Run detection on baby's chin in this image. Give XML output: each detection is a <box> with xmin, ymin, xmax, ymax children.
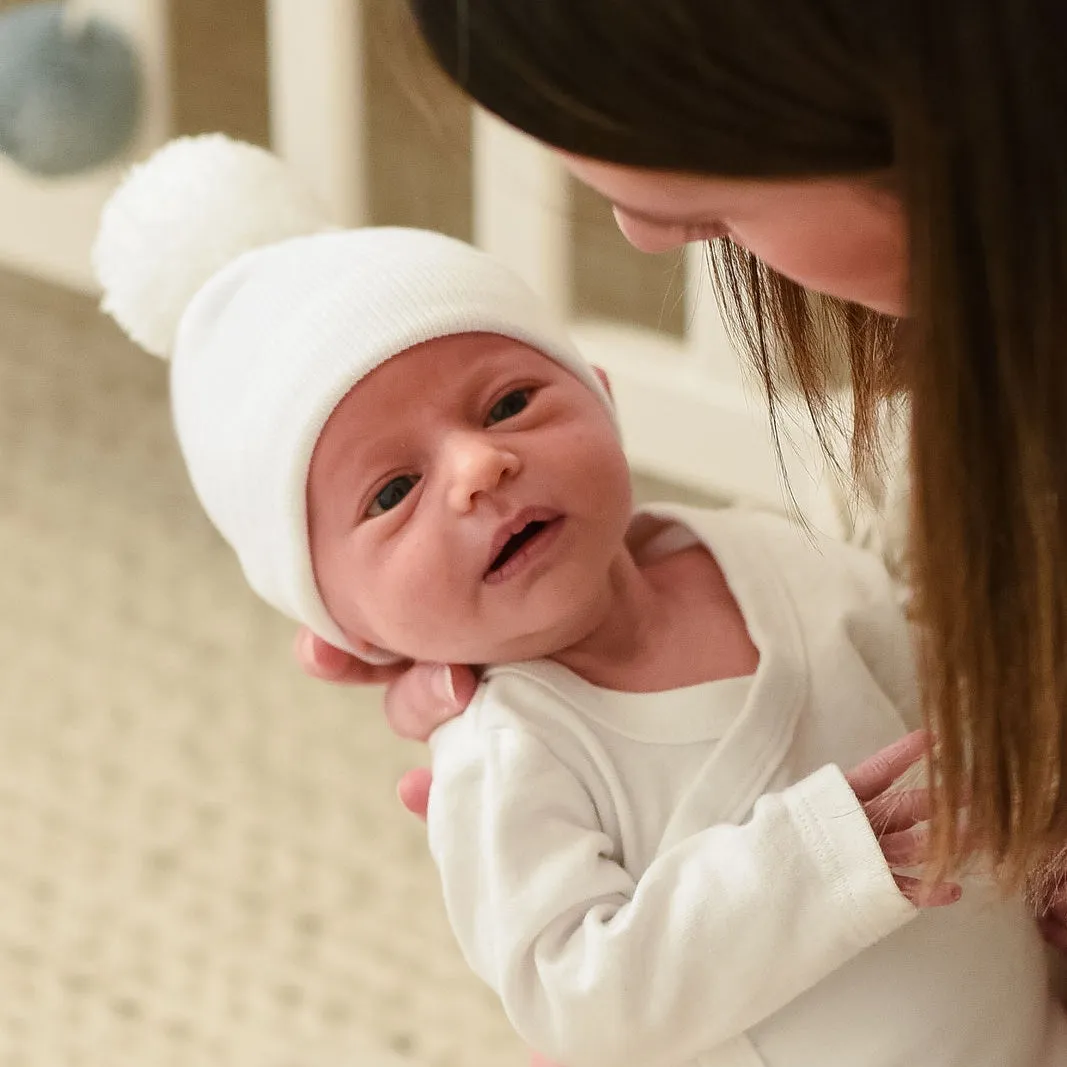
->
<box><xmin>390</xmin><ymin>619</ymin><xmax>600</xmax><ymax>669</ymax></box>
<box><xmin>389</xmin><ymin>637</ymin><xmax>560</xmax><ymax>669</ymax></box>
<box><xmin>330</xmin><ymin>624</ymin><xmax>524</xmax><ymax>667</ymax></box>
<box><xmin>336</xmin><ymin>632</ymin><xmax>534</xmax><ymax>669</ymax></box>
<box><xmin>350</xmin><ymin>587</ymin><xmax>611</xmax><ymax>666</ymax></box>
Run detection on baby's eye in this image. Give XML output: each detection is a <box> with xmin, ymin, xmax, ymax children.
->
<box><xmin>487</xmin><ymin>389</ymin><xmax>530</xmax><ymax>425</ymax></box>
<box><xmin>367</xmin><ymin>475</ymin><xmax>419</xmax><ymax>518</ymax></box>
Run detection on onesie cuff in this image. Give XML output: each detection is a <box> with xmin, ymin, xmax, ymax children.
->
<box><xmin>783</xmin><ymin>763</ymin><xmax>918</xmax><ymax>949</ymax></box>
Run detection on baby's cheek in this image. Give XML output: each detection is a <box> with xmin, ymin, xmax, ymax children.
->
<box><xmin>370</xmin><ymin>549</ymin><xmax>461</xmax><ymax>656</ymax></box>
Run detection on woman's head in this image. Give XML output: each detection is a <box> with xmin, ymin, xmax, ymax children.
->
<box><xmin>409</xmin><ymin>0</ymin><xmax>902</xmax><ymax>370</ymax></box>
<box><xmin>408</xmin><ymin>0</ymin><xmax>1067</xmax><ymax>882</ymax></box>
<box><xmin>412</xmin><ymin>1</ymin><xmax>891</xmax><ymax>176</ymax></box>
<box><xmin>559</xmin><ymin>155</ymin><xmax>907</xmax><ymax>316</ymax></box>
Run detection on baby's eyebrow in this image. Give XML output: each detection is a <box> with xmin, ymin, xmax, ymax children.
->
<box><xmin>317</xmin><ymin>435</ymin><xmax>382</xmax><ymax>502</ymax></box>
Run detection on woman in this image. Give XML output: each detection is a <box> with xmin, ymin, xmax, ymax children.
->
<box><xmin>300</xmin><ymin>0</ymin><xmax>1067</xmax><ymax>926</ymax></box>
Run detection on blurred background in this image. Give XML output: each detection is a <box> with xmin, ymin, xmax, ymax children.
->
<box><xmin>0</xmin><ymin>3</ymin><xmax>840</xmax><ymax>1066</ymax></box>
<box><xmin>0</xmin><ymin>4</ymin><xmax>700</xmax><ymax>1066</ymax></box>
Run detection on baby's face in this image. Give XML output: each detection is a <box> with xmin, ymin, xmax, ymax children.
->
<box><xmin>306</xmin><ymin>333</ymin><xmax>632</xmax><ymax>664</ymax></box>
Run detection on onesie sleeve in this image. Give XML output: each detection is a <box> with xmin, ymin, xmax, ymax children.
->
<box><xmin>427</xmin><ymin>711</ymin><xmax>916</xmax><ymax>1067</ymax></box>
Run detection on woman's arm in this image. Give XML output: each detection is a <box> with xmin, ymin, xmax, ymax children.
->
<box><xmin>427</xmin><ymin>721</ymin><xmax>932</xmax><ymax>1067</ymax></box>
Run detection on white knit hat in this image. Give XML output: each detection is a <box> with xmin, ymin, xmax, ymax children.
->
<box><xmin>93</xmin><ymin>135</ymin><xmax>613</xmax><ymax>661</ymax></box>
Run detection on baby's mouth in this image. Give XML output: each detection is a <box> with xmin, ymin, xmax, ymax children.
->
<box><xmin>484</xmin><ymin>508</ymin><xmax>564</xmax><ymax>579</ymax></box>
<box><xmin>488</xmin><ymin>521</ymin><xmax>549</xmax><ymax>574</ymax></box>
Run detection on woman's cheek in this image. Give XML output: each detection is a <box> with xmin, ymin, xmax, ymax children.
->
<box><xmin>730</xmin><ymin>224</ymin><xmax>863</xmax><ymax>299</ymax></box>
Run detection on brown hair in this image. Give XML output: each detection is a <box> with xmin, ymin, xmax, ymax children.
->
<box><xmin>409</xmin><ymin>0</ymin><xmax>1067</xmax><ymax>883</ymax></box>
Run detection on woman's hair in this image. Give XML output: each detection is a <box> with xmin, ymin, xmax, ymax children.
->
<box><xmin>410</xmin><ymin>0</ymin><xmax>1067</xmax><ymax>884</ymax></box>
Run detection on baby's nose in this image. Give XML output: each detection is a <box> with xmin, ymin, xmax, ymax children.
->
<box><xmin>446</xmin><ymin>435</ymin><xmax>521</xmax><ymax>513</ymax></box>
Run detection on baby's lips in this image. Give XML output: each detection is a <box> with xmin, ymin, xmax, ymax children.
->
<box><xmin>484</xmin><ymin>505</ymin><xmax>562</xmax><ymax>576</ymax></box>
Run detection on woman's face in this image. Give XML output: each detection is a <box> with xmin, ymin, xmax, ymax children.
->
<box><xmin>559</xmin><ymin>154</ymin><xmax>908</xmax><ymax>317</ymax></box>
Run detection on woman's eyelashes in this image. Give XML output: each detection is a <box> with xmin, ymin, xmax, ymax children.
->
<box><xmin>486</xmin><ymin>388</ymin><xmax>531</xmax><ymax>425</ymax></box>
<box><xmin>366</xmin><ymin>474</ymin><xmax>420</xmax><ymax>518</ymax></box>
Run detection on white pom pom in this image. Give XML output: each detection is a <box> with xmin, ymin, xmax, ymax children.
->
<box><xmin>93</xmin><ymin>134</ymin><xmax>331</xmax><ymax>358</ymax></box>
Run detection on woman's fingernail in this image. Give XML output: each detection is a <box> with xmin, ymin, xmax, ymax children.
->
<box><xmin>433</xmin><ymin>665</ymin><xmax>458</xmax><ymax>706</ymax></box>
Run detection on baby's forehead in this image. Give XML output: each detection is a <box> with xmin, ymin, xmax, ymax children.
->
<box><xmin>313</xmin><ymin>332</ymin><xmax>561</xmax><ymax>464</ymax></box>
<box><xmin>395</xmin><ymin>331</ymin><xmax>556</xmax><ymax>370</ymax></box>
<box><xmin>351</xmin><ymin>332</ymin><xmax>559</xmax><ymax>397</ymax></box>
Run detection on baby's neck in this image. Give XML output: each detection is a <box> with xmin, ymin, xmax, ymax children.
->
<box><xmin>550</xmin><ymin>529</ymin><xmax>759</xmax><ymax>693</ymax></box>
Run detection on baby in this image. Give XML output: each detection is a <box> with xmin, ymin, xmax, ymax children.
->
<box><xmin>95</xmin><ymin>135</ymin><xmax>1067</xmax><ymax>1067</ymax></box>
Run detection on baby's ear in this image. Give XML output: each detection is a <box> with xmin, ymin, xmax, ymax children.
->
<box><xmin>593</xmin><ymin>365</ymin><xmax>613</xmax><ymax>399</ymax></box>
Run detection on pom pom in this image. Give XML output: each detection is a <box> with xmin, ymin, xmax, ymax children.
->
<box><xmin>93</xmin><ymin>134</ymin><xmax>330</xmax><ymax>358</ymax></box>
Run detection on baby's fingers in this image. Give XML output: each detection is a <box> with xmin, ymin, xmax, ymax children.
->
<box><xmin>1039</xmin><ymin>914</ymin><xmax>1067</xmax><ymax>954</ymax></box>
<box><xmin>846</xmin><ymin>730</ymin><xmax>930</xmax><ymax>803</ymax></box>
<box><xmin>864</xmin><ymin>788</ymin><xmax>931</xmax><ymax>836</ymax></box>
<box><xmin>893</xmin><ymin>874</ymin><xmax>961</xmax><ymax>908</ymax></box>
<box><xmin>879</xmin><ymin>824</ymin><xmax>930</xmax><ymax>867</ymax></box>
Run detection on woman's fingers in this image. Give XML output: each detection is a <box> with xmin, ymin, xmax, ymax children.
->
<box><xmin>893</xmin><ymin>874</ymin><xmax>961</xmax><ymax>908</ymax></box>
<box><xmin>294</xmin><ymin>628</ymin><xmax>407</xmax><ymax>686</ymax></box>
<box><xmin>292</xmin><ymin>630</ymin><xmax>480</xmax><ymax>816</ymax></box>
<box><xmin>383</xmin><ymin>662</ymin><xmax>479</xmax><ymax>741</ymax></box>
<box><xmin>397</xmin><ymin>767</ymin><xmax>433</xmax><ymax>821</ymax></box>
<box><xmin>294</xmin><ymin>630</ymin><xmax>479</xmax><ymax>741</ymax></box>
<box><xmin>845</xmin><ymin>730</ymin><xmax>930</xmax><ymax>802</ymax></box>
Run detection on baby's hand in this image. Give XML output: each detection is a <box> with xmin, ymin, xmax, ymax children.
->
<box><xmin>294</xmin><ymin>628</ymin><xmax>478</xmax><ymax>819</ymax></box>
<box><xmin>845</xmin><ymin>730</ymin><xmax>962</xmax><ymax>908</ymax></box>
<box><xmin>1034</xmin><ymin>859</ymin><xmax>1067</xmax><ymax>953</ymax></box>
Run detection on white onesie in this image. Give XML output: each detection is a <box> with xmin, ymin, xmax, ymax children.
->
<box><xmin>428</xmin><ymin>504</ymin><xmax>1067</xmax><ymax>1067</ymax></box>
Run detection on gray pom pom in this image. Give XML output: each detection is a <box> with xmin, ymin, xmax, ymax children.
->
<box><xmin>0</xmin><ymin>2</ymin><xmax>141</xmax><ymax>177</ymax></box>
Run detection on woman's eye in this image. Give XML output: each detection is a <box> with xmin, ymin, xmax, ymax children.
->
<box><xmin>367</xmin><ymin>475</ymin><xmax>419</xmax><ymax>518</ymax></box>
<box><xmin>487</xmin><ymin>389</ymin><xmax>530</xmax><ymax>425</ymax></box>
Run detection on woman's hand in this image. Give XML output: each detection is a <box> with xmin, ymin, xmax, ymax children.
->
<box><xmin>845</xmin><ymin>730</ymin><xmax>961</xmax><ymax>908</ymax></box>
<box><xmin>295</xmin><ymin>628</ymin><xmax>478</xmax><ymax>817</ymax></box>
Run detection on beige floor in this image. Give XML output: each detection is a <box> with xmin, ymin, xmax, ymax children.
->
<box><xmin>0</xmin><ymin>5</ymin><xmax>712</xmax><ymax>1064</ymax></box>
<box><xmin>0</xmin><ymin>265</ymin><xmax>712</xmax><ymax>1067</ymax></box>
<box><xmin>0</xmin><ymin>266</ymin><xmax>512</xmax><ymax>1067</ymax></box>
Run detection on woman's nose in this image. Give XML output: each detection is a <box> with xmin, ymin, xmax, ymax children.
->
<box><xmin>445</xmin><ymin>434</ymin><xmax>521</xmax><ymax>513</ymax></box>
<box><xmin>612</xmin><ymin>207</ymin><xmax>689</xmax><ymax>254</ymax></box>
